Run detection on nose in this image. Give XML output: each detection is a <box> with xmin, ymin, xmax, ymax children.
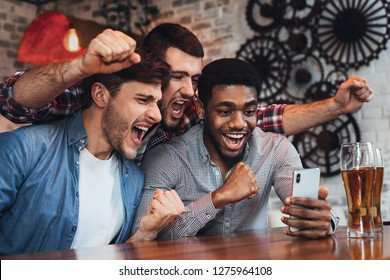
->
<box><xmin>180</xmin><ymin>77</ymin><xmax>195</xmax><ymax>98</ymax></box>
<box><xmin>146</xmin><ymin>103</ymin><xmax>162</xmax><ymax>124</ymax></box>
<box><xmin>228</xmin><ymin>112</ymin><xmax>247</xmax><ymax>130</ymax></box>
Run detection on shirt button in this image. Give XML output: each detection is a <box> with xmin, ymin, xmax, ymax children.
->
<box><xmin>206</xmin><ymin>214</ymin><xmax>211</xmax><ymax>219</ymax></box>
<box><xmin>72</xmin><ymin>226</ymin><xmax>77</xmax><ymax>232</ymax></box>
<box><xmin>70</xmin><ymin>138</ymin><xmax>75</xmax><ymax>142</ymax></box>
<box><xmin>76</xmin><ymin>161</ymin><xmax>80</xmax><ymax>165</ymax></box>
<box><xmin>215</xmin><ymin>171</ymin><xmax>220</xmax><ymax>176</ymax></box>
<box><xmin>76</xmin><ymin>192</ymin><xmax>79</xmax><ymax>197</ymax></box>
<box><xmin>225</xmin><ymin>222</ymin><xmax>230</xmax><ymax>226</ymax></box>
<box><xmin>80</xmin><ymin>139</ymin><xmax>85</xmax><ymax>144</ymax></box>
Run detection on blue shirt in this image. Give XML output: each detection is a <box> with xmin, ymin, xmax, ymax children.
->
<box><xmin>0</xmin><ymin>112</ymin><xmax>144</xmax><ymax>255</ymax></box>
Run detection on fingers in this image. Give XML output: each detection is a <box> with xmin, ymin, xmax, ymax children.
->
<box><xmin>89</xmin><ymin>29</ymin><xmax>138</xmax><ymax>63</ymax></box>
<box><xmin>150</xmin><ymin>189</ymin><xmax>184</xmax><ymax>215</ymax></box>
<box><xmin>318</xmin><ymin>186</ymin><xmax>329</xmax><ymax>200</ymax></box>
<box><xmin>280</xmin><ymin>196</ymin><xmax>333</xmax><ymax>238</ymax></box>
<box><xmin>342</xmin><ymin>76</ymin><xmax>374</xmax><ymax>102</ymax></box>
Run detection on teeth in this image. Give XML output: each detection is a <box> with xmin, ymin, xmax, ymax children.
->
<box><xmin>135</xmin><ymin>126</ymin><xmax>149</xmax><ymax>132</ymax></box>
<box><xmin>176</xmin><ymin>101</ymin><xmax>184</xmax><ymax>105</ymax></box>
<box><xmin>226</xmin><ymin>134</ymin><xmax>244</xmax><ymax>139</ymax></box>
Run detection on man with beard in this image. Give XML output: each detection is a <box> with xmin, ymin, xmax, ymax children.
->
<box><xmin>0</xmin><ymin>50</ymin><xmax>184</xmax><ymax>255</ymax></box>
<box><xmin>132</xmin><ymin>58</ymin><xmax>338</xmax><ymax>239</ymax></box>
<box><xmin>0</xmin><ymin>25</ymin><xmax>373</xmax><ymax>164</ymax></box>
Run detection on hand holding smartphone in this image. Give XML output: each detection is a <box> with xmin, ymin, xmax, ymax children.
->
<box><xmin>289</xmin><ymin>168</ymin><xmax>320</xmax><ymax>232</ymax></box>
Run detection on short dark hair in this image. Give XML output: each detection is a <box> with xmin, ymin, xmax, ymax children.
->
<box><xmin>143</xmin><ymin>23</ymin><xmax>204</xmax><ymax>60</ymax></box>
<box><xmin>197</xmin><ymin>58</ymin><xmax>261</xmax><ymax>106</ymax></box>
<box><xmin>82</xmin><ymin>48</ymin><xmax>170</xmax><ymax>108</ymax></box>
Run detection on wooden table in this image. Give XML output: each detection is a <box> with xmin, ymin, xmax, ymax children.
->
<box><xmin>2</xmin><ymin>226</ymin><xmax>389</xmax><ymax>260</ymax></box>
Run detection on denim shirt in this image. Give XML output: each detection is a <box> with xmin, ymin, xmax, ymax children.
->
<box><xmin>0</xmin><ymin>112</ymin><xmax>144</xmax><ymax>255</ymax></box>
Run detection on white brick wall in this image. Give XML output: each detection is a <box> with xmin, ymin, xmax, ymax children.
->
<box><xmin>1</xmin><ymin>0</ymin><xmax>389</xmax><ymax>226</ymax></box>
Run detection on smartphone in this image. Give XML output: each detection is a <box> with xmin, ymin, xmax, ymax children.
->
<box><xmin>289</xmin><ymin>168</ymin><xmax>321</xmax><ymax>232</ymax></box>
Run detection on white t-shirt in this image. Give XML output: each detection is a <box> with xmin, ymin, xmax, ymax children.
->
<box><xmin>71</xmin><ymin>148</ymin><xmax>123</xmax><ymax>249</ymax></box>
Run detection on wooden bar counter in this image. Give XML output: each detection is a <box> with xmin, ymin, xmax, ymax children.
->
<box><xmin>2</xmin><ymin>226</ymin><xmax>389</xmax><ymax>260</ymax></box>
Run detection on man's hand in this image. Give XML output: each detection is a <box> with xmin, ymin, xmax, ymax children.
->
<box><xmin>211</xmin><ymin>162</ymin><xmax>259</xmax><ymax>209</ymax></box>
<box><xmin>78</xmin><ymin>29</ymin><xmax>141</xmax><ymax>76</ymax></box>
<box><xmin>128</xmin><ymin>189</ymin><xmax>184</xmax><ymax>242</ymax></box>
<box><xmin>334</xmin><ymin>76</ymin><xmax>373</xmax><ymax>114</ymax></box>
<box><xmin>280</xmin><ymin>187</ymin><xmax>333</xmax><ymax>239</ymax></box>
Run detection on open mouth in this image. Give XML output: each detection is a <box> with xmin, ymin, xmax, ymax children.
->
<box><xmin>131</xmin><ymin>125</ymin><xmax>149</xmax><ymax>145</ymax></box>
<box><xmin>222</xmin><ymin>133</ymin><xmax>246</xmax><ymax>151</ymax></box>
<box><xmin>171</xmin><ymin>100</ymin><xmax>188</xmax><ymax>119</ymax></box>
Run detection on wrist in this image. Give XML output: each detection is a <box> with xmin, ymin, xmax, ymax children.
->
<box><xmin>211</xmin><ymin>190</ymin><xmax>227</xmax><ymax>209</ymax></box>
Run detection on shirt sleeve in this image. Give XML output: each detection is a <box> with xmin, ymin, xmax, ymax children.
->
<box><xmin>157</xmin><ymin>193</ymin><xmax>219</xmax><ymax>239</ymax></box>
<box><xmin>0</xmin><ymin>71</ymin><xmax>83</xmax><ymax>123</ymax></box>
<box><xmin>257</xmin><ymin>104</ymin><xmax>286</xmax><ymax>134</ymax></box>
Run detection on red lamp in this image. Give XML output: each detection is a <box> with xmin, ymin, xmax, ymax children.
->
<box><xmin>18</xmin><ymin>11</ymin><xmax>107</xmax><ymax>65</ymax></box>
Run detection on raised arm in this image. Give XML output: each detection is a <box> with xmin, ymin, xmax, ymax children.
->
<box><xmin>282</xmin><ymin>76</ymin><xmax>373</xmax><ymax>136</ymax></box>
<box><xmin>13</xmin><ymin>29</ymin><xmax>140</xmax><ymax>109</ymax></box>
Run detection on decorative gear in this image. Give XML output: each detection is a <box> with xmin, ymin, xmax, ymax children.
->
<box><xmin>282</xmin><ymin>0</ymin><xmax>321</xmax><ymax>27</ymax></box>
<box><xmin>314</xmin><ymin>0</ymin><xmax>390</xmax><ymax>70</ymax></box>
<box><xmin>292</xmin><ymin>113</ymin><xmax>361</xmax><ymax>177</ymax></box>
<box><xmin>285</xmin><ymin>54</ymin><xmax>324</xmax><ymax>102</ymax></box>
<box><xmin>245</xmin><ymin>0</ymin><xmax>286</xmax><ymax>33</ymax></box>
<box><xmin>236</xmin><ymin>36</ymin><xmax>291</xmax><ymax>105</ymax></box>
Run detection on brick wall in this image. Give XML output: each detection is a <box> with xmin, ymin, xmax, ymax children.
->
<box><xmin>1</xmin><ymin>0</ymin><xmax>390</xmax><ymax>226</ymax></box>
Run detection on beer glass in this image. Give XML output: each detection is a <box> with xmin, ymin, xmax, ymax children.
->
<box><xmin>373</xmin><ymin>148</ymin><xmax>384</xmax><ymax>233</ymax></box>
<box><xmin>340</xmin><ymin>142</ymin><xmax>375</xmax><ymax>238</ymax></box>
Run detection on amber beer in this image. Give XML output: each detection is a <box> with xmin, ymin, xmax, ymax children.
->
<box><xmin>373</xmin><ymin>166</ymin><xmax>384</xmax><ymax>232</ymax></box>
<box><xmin>341</xmin><ymin>167</ymin><xmax>375</xmax><ymax>238</ymax></box>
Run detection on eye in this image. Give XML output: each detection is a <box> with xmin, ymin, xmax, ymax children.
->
<box><xmin>218</xmin><ymin>110</ymin><xmax>231</xmax><ymax>117</ymax></box>
<box><xmin>244</xmin><ymin>109</ymin><xmax>256</xmax><ymax>116</ymax></box>
<box><xmin>171</xmin><ymin>74</ymin><xmax>184</xmax><ymax>80</ymax></box>
<box><xmin>191</xmin><ymin>77</ymin><xmax>199</xmax><ymax>85</ymax></box>
<box><xmin>137</xmin><ymin>98</ymin><xmax>149</xmax><ymax>104</ymax></box>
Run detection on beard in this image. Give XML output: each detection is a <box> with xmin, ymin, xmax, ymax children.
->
<box><xmin>102</xmin><ymin>103</ymin><xmax>136</xmax><ymax>160</ymax></box>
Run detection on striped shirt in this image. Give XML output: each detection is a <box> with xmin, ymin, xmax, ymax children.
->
<box><xmin>132</xmin><ymin>123</ymin><xmax>303</xmax><ymax>239</ymax></box>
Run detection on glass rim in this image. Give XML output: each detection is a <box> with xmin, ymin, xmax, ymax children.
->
<box><xmin>341</xmin><ymin>141</ymin><xmax>373</xmax><ymax>147</ymax></box>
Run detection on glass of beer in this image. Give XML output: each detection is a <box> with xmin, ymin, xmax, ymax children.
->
<box><xmin>373</xmin><ymin>148</ymin><xmax>384</xmax><ymax>233</ymax></box>
<box><xmin>340</xmin><ymin>142</ymin><xmax>375</xmax><ymax>238</ymax></box>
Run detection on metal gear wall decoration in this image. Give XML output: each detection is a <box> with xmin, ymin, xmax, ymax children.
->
<box><xmin>276</xmin><ymin>25</ymin><xmax>316</xmax><ymax>61</ymax></box>
<box><xmin>282</xmin><ymin>0</ymin><xmax>321</xmax><ymax>27</ymax></box>
<box><xmin>245</xmin><ymin>0</ymin><xmax>285</xmax><ymax>33</ymax></box>
<box><xmin>284</xmin><ymin>54</ymin><xmax>324</xmax><ymax>102</ymax></box>
<box><xmin>236</xmin><ymin>36</ymin><xmax>291</xmax><ymax>105</ymax></box>
<box><xmin>314</xmin><ymin>0</ymin><xmax>390</xmax><ymax>70</ymax></box>
<box><xmin>291</xmin><ymin>113</ymin><xmax>361</xmax><ymax>177</ymax></box>
<box><xmin>241</xmin><ymin>0</ymin><xmax>388</xmax><ymax>177</ymax></box>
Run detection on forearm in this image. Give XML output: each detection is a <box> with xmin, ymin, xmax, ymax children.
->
<box><xmin>13</xmin><ymin>58</ymin><xmax>86</xmax><ymax>108</ymax></box>
<box><xmin>282</xmin><ymin>97</ymin><xmax>344</xmax><ymax>136</ymax></box>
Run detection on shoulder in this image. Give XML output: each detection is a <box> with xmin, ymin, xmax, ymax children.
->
<box><xmin>250</xmin><ymin>128</ymin><xmax>297</xmax><ymax>154</ymax></box>
<box><xmin>142</xmin><ymin>124</ymin><xmax>202</xmax><ymax>169</ymax></box>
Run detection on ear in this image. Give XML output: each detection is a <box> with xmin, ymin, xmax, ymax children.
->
<box><xmin>195</xmin><ymin>98</ymin><xmax>205</xmax><ymax>120</ymax></box>
<box><xmin>90</xmin><ymin>83</ymin><xmax>110</xmax><ymax>109</ymax></box>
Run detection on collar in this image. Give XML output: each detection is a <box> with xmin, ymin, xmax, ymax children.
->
<box><xmin>66</xmin><ymin>111</ymin><xmax>88</xmax><ymax>149</ymax></box>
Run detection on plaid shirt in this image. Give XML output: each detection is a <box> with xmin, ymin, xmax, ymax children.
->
<box><xmin>1</xmin><ymin>71</ymin><xmax>286</xmax><ymax>147</ymax></box>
